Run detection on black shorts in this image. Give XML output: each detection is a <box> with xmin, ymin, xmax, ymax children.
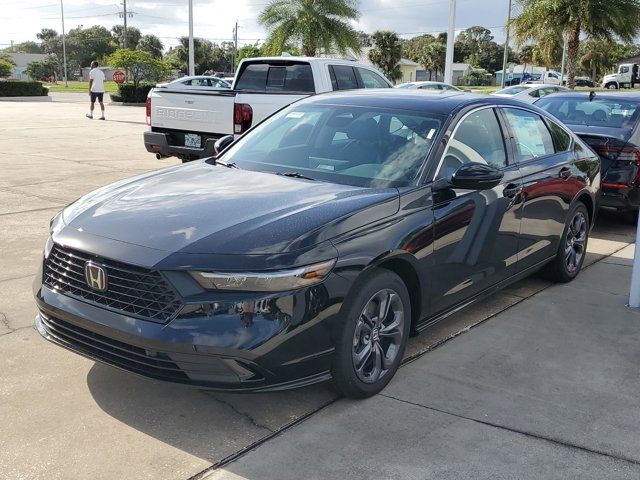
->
<box><xmin>90</xmin><ymin>92</ymin><xmax>104</xmax><ymax>102</ymax></box>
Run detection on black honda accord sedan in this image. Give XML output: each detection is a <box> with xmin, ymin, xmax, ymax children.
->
<box><xmin>34</xmin><ymin>90</ymin><xmax>600</xmax><ymax>398</ymax></box>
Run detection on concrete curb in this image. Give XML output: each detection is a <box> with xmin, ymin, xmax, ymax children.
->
<box><xmin>0</xmin><ymin>96</ymin><xmax>52</xmax><ymax>102</ymax></box>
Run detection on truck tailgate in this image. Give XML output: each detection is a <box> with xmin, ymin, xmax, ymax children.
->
<box><xmin>237</xmin><ymin>92</ymin><xmax>311</xmax><ymax>126</ymax></box>
<box><xmin>149</xmin><ymin>88</ymin><xmax>236</xmax><ymax>136</ymax></box>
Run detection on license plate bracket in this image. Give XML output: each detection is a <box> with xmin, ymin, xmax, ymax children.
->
<box><xmin>185</xmin><ymin>133</ymin><xmax>201</xmax><ymax>148</ymax></box>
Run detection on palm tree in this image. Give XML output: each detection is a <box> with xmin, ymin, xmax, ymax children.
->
<box><xmin>259</xmin><ymin>0</ymin><xmax>360</xmax><ymax>57</ymax></box>
<box><xmin>511</xmin><ymin>0</ymin><xmax>640</xmax><ymax>89</ymax></box>
<box><xmin>580</xmin><ymin>40</ymin><xmax>611</xmax><ymax>82</ymax></box>
<box><xmin>368</xmin><ymin>30</ymin><xmax>402</xmax><ymax>83</ymax></box>
<box><xmin>518</xmin><ymin>44</ymin><xmax>534</xmax><ymax>79</ymax></box>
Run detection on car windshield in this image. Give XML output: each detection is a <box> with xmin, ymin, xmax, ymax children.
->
<box><xmin>394</xmin><ymin>83</ymin><xmax>413</xmax><ymax>88</ymax></box>
<box><xmin>219</xmin><ymin>104</ymin><xmax>443</xmax><ymax>188</ymax></box>
<box><xmin>495</xmin><ymin>86</ymin><xmax>530</xmax><ymax>95</ymax></box>
<box><xmin>536</xmin><ymin>97</ymin><xmax>640</xmax><ymax>128</ymax></box>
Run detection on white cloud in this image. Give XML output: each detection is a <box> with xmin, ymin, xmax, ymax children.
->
<box><xmin>0</xmin><ymin>0</ymin><xmax>511</xmax><ymax>51</ymax></box>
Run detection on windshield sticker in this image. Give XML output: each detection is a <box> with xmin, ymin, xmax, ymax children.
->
<box><xmin>427</xmin><ymin>129</ymin><xmax>436</xmax><ymax>140</ymax></box>
<box><xmin>286</xmin><ymin>111</ymin><xmax>305</xmax><ymax>119</ymax></box>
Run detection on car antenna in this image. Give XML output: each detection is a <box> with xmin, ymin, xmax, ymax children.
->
<box><xmin>589</xmin><ymin>91</ymin><xmax>596</xmax><ymax>102</ymax></box>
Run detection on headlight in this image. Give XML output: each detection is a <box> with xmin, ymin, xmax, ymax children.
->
<box><xmin>44</xmin><ymin>235</ymin><xmax>54</xmax><ymax>259</ymax></box>
<box><xmin>190</xmin><ymin>259</ymin><xmax>336</xmax><ymax>292</ymax></box>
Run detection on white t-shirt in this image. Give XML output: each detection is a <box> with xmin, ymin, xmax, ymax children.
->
<box><xmin>89</xmin><ymin>68</ymin><xmax>106</xmax><ymax>92</ymax></box>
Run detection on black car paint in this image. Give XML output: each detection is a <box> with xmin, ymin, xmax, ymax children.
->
<box><xmin>35</xmin><ymin>90</ymin><xmax>600</xmax><ymax>391</ymax></box>
<box><xmin>536</xmin><ymin>91</ymin><xmax>640</xmax><ymax>212</ymax></box>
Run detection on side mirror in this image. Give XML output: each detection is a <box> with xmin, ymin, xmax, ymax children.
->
<box><xmin>214</xmin><ymin>135</ymin><xmax>234</xmax><ymax>155</ymax></box>
<box><xmin>450</xmin><ymin>162</ymin><xmax>503</xmax><ymax>190</ymax></box>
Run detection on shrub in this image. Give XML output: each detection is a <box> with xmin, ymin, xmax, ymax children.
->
<box><xmin>115</xmin><ymin>82</ymin><xmax>155</xmax><ymax>103</ymax></box>
<box><xmin>0</xmin><ymin>81</ymin><xmax>47</xmax><ymax>96</ymax></box>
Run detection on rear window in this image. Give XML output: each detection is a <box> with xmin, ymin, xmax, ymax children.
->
<box><xmin>235</xmin><ymin>62</ymin><xmax>315</xmax><ymax>93</ymax></box>
<box><xmin>537</xmin><ymin>97</ymin><xmax>640</xmax><ymax>128</ymax></box>
<box><xmin>495</xmin><ymin>86</ymin><xmax>530</xmax><ymax>95</ymax></box>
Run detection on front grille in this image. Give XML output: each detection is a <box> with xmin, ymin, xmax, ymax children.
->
<box><xmin>44</xmin><ymin>245</ymin><xmax>182</xmax><ymax>323</ymax></box>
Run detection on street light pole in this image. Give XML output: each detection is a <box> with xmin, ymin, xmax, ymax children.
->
<box><xmin>559</xmin><ymin>33</ymin><xmax>568</xmax><ymax>85</ymax></box>
<box><xmin>60</xmin><ymin>0</ymin><xmax>68</xmax><ymax>87</ymax></box>
<box><xmin>188</xmin><ymin>0</ymin><xmax>195</xmax><ymax>76</ymax></box>
<box><xmin>444</xmin><ymin>0</ymin><xmax>456</xmax><ymax>85</ymax></box>
<box><xmin>500</xmin><ymin>0</ymin><xmax>512</xmax><ymax>88</ymax></box>
<box><xmin>123</xmin><ymin>0</ymin><xmax>128</xmax><ymax>49</ymax></box>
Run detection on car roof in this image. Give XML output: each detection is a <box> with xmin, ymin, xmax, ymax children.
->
<box><xmin>301</xmin><ymin>88</ymin><xmax>544</xmax><ymax>115</ymax></box>
<box><xmin>538</xmin><ymin>91</ymin><xmax>640</xmax><ymax>102</ymax></box>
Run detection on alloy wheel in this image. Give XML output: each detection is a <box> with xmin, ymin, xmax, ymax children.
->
<box><xmin>351</xmin><ymin>289</ymin><xmax>405</xmax><ymax>384</ymax></box>
<box><xmin>565</xmin><ymin>211</ymin><xmax>587</xmax><ymax>273</ymax></box>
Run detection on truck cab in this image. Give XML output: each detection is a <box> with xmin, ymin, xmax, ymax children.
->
<box><xmin>603</xmin><ymin>63</ymin><xmax>639</xmax><ymax>89</ymax></box>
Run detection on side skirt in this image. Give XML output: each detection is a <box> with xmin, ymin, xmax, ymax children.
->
<box><xmin>414</xmin><ymin>256</ymin><xmax>554</xmax><ymax>333</ymax></box>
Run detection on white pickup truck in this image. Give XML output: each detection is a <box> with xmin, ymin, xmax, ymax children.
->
<box><xmin>144</xmin><ymin>56</ymin><xmax>393</xmax><ymax>161</ymax></box>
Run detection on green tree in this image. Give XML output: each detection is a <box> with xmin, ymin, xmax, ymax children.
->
<box><xmin>66</xmin><ymin>25</ymin><xmax>116</xmax><ymax>67</ymax></box>
<box><xmin>111</xmin><ymin>25</ymin><xmax>142</xmax><ymax>50</ymax></box>
<box><xmin>259</xmin><ymin>0</ymin><xmax>360</xmax><ymax>56</ymax></box>
<box><xmin>237</xmin><ymin>44</ymin><xmax>261</xmax><ymax>62</ymax></box>
<box><xmin>0</xmin><ymin>59</ymin><xmax>14</xmax><ymax>78</ymax></box>
<box><xmin>511</xmin><ymin>0</ymin><xmax>640</xmax><ymax>89</ymax></box>
<box><xmin>9</xmin><ymin>41</ymin><xmax>43</xmax><ymax>54</ymax></box>
<box><xmin>137</xmin><ymin>34</ymin><xmax>164</xmax><ymax>59</ymax></box>
<box><xmin>369</xmin><ymin>30</ymin><xmax>402</xmax><ymax>82</ymax></box>
<box><xmin>580</xmin><ymin>39</ymin><xmax>612</xmax><ymax>81</ymax></box>
<box><xmin>518</xmin><ymin>44</ymin><xmax>535</xmax><ymax>76</ymax></box>
<box><xmin>24</xmin><ymin>56</ymin><xmax>59</xmax><ymax>81</ymax></box>
<box><xmin>454</xmin><ymin>26</ymin><xmax>504</xmax><ymax>72</ymax></box>
<box><xmin>36</xmin><ymin>28</ymin><xmax>60</xmax><ymax>55</ymax></box>
<box><xmin>107</xmin><ymin>49</ymin><xmax>169</xmax><ymax>89</ymax></box>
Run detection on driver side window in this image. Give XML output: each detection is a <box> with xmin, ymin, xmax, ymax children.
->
<box><xmin>436</xmin><ymin>108</ymin><xmax>507</xmax><ymax>180</ymax></box>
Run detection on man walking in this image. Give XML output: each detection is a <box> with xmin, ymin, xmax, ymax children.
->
<box><xmin>87</xmin><ymin>61</ymin><xmax>106</xmax><ymax>120</ymax></box>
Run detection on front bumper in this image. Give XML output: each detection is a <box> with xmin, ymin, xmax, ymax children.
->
<box><xmin>34</xmin><ymin>273</ymin><xmax>347</xmax><ymax>391</ymax></box>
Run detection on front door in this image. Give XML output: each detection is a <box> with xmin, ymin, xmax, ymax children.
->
<box><xmin>429</xmin><ymin>107</ymin><xmax>523</xmax><ymax>316</ymax></box>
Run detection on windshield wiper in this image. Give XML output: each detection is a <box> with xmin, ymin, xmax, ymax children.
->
<box><xmin>215</xmin><ymin>159</ymin><xmax>240</xmax><ymax>169</ymax></box>
<box><xmin>276</xmin><ymin>172</ymin><xmax>316</xmax><ymax>181</ymax></box>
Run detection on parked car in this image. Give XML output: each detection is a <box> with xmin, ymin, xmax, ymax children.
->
<box><xmin>395</xmin><ymin>81</ymin><xmax>463</xmax><ymax>91</ymax></box>
<box><xmin>156</xmin><ymin>75</ymin><xmax>231</xmax><ymax>90</ymax></box>
<box><xmin>492</xmin><ymin>84</ymin><xmax>568</xmax><ymax>103</ymax></box>
<box><xmin>36</xmin><ymin>90</ymin><xmax>599</xmax><ymax>399</ymax></box>
<box><xmin>523</xmin><ymin>70</ymin><xmax>563</xmax><ymax>85</ymax></box>
<box><xmin>569</xmin><ymin>77</ymin><xmax>596</xmax><ymax>88</ymax></box>
<box><xmin>536</xmin><ymin>91</ymin><xmax>640</xmax><ymax>222</ymax></box>
<box><xmin>144</xmin><ymin>56</ymin><xmax>393</xmax><ymax>162</ymax></box>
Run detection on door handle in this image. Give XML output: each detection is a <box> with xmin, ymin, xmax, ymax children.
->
<box><xmin>559</xmin><ymin>167</ymin><xmax>571</xmax><ymax>179</ymax></box>
<box><xmin>503</xmin><ymin>183</ymin><xmax>522</xmax><ymax>198</ymax></box>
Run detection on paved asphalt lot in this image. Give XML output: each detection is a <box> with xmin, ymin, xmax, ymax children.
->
<box><xmin>0</xmin><ymin>93</ymin><xmax>637</xmax><ymax>479</ymax></box>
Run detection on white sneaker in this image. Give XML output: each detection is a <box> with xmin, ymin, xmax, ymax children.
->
<box><xmin>86</xmin><ymin>114</ymin><xmax>93</xmax><ymax>119</ymax></box>
<box><xmin>99</xmin><ymin>116</ymin><xmax>105</xmax><ymax>120</ymax></box>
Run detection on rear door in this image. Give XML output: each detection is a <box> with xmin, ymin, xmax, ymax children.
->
<box><xmin>501</xmin><ymin>107</ymin><xmax>577</xmax><ymax>270</ymax></box>
<box><xmin>429</xmin><ymin>106</ymin><xmax>523</xmax><ymax>315</ymax></box>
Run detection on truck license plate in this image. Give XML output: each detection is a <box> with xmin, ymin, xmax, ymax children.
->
<box><xmin>185</xmin><ymin>133</ymin><xmax>201</xmax><ymax>148</ymax></box>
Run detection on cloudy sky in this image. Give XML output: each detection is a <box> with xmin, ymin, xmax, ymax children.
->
<box><xmin>1</xmin><ymin>0</ymin><xmax>512</xmax><ymax>51</ymax></box>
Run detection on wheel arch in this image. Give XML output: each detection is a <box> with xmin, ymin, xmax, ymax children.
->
<box><xmin>574</xmin><ymin>191</ymin><xmax>595</xmax><ymax>227</ymax></box>
<box><xmin>367</xmin><ymin>252</ymin><xmax>424</xmax><ymax>333</ymax></box>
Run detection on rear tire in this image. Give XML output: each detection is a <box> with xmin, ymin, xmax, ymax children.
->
<box><xmin>542</xmin><ymin>202</ymin><xmax>589</xmax><ymax>283</ymax></box>
<box><xmin>331</xmin><ymin>269</ymin><xmax>411</xmax><ymax>399</ymax></box>
<box><xmin>606</xmin><ymin>83</ymin><xmax>618</xmax><ymax>90</ymax></box>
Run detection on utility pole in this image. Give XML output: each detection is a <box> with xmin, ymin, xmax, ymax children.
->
<box><xmin>60</xmin><ymin>0</ymin><xmax>68</xmax><ymax>87</ymax></box>
<box><xmin>188</xmin><ymin>0</ymin><xmax>195</xmax><ymax>76</ymax></box>
<box><xmin>123</xmin><ymin>0</ymin><xmax>128</xmax><ymax>49</ymax></box>
<box><xmin>500</xmin><ymin>0</ymin><xmax>512</xmax><ymax>88</ymax></box>
<box><xmin>559</xmin><ymin>33</ymin><xmax>568</xmax><ymax>85</ymax></box>
<box><xmin>232</xmin><ymin>20</ymin><xmax>238</xmax><ymax>73</ymax></box>
<box><xmin>444</xmin><ymin>0</ymin><xmax>456</xmax><ymax>85</ymax></box>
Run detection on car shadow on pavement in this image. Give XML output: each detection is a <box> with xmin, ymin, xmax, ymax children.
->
<box><xmin>86</xmin><ymin>362</ymin><xmax>338</xmax><ymax>463</ymax></box>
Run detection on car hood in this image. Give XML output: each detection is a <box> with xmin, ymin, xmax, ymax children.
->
<box><xmin>62</xmin><ymin>161</ymin><xmax>399</xmax><ymax>255</ymax></box>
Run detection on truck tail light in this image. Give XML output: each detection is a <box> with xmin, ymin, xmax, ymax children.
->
<box><xmin>146</xmin><ymin>97</ymin><xmax>151</xmax><ymax>126</ymax></box>
<box><xmin>234</xmin><ymin>103</ymin><xmax>253</xmax><ymax>134</ymax></box>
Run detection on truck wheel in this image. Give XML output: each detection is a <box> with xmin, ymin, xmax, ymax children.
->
<box><xmin>606</xmin><ymin>83</ymin><xmax>618</xmax><ymax>90</ymax></box>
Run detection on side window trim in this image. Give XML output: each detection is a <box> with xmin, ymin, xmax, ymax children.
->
<box><xmin>499</xmin><ymin>105</ymin><xmax>559</xmax><ymax>164</ymax></box>
<box><xmin>543</xmin><ymin>117</ymin><xmax>574</xmax><ymax>152</ymax></box>
<box><xmin>431</xmin><ymin>106</ymin><xmax>509</xmax><ymax>180</ymax></box>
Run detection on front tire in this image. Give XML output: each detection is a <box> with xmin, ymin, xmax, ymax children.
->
<box><xmin>606</xmin><ymin>83</ymin><xmax>619</xmax><ymax>90</ymax></box>
<box><xmin>331</xmin><ymin>269</ymin><xmax>411</xmax><ymax>399</ymax></box>
<box><xmin>543</xmin><ymin>203</ymin><xmax>589</xmax><ymax>283</ymax></box>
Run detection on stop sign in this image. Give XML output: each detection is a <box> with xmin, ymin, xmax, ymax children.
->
<box><xmin>112</xmin><ymin>70</ymin><xmax>126</xmax><ymax>84</ymax></box>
